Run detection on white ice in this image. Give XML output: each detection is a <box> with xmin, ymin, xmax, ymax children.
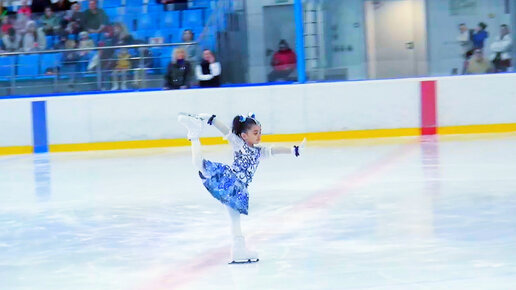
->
<box><xmin>1</xmin><ymin>134</ymin><xmax>516</xmax><ymax>290</ymax></box>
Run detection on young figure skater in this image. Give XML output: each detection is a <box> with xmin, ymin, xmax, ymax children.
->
<box><xmin>178</xmin><ymin>112</ymin><xmax>305</xmax><ymax>264</ymax></box>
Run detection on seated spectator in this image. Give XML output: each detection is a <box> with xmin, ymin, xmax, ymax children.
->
<box><xmin>54</xmin><ymin>32</ymin><xmax>68</xmax><ymax>49</ymax></box>
<box><xmin>52</xmin><ymin>0</ymin><xmax>76</xmax><ymax>12</ymax></box>
<box><xmin>1</xmin><ymin>16</ymin><xmax>13</xmax><ymax>35</ymax></box>
<box><xmin>2</xmin><ymin>27</ymin><xmax>21</xmax><ymax>52</ymax></box>
<box><xmin>180</xmin><ymin>29</ymin><xmax>200</xmax><ymax>86</ymax></box>
<box><xmin>22</xmin><ymin>21</ymin><xmax>46</xmax><ymax>51</ymax></box>
<box><xmin>13</xmin><ymin>13</ymin><xmax>29</xmax><ymax>35</ymax></box>
<box><xmin>111</xmin><ymin>48</ymin><xmax>131</xmax><ymax>90</ymax></box>
<box><xmin>196</xmin><ymin>49</ymin><xmax>221</xmax><ymax>88</ymax></box>
<box><xmin>17</xmin><ymin>0</ymin><xmax>31</xmax><ymax>18</ymax></box>
<box><xmin>490</xmin><ymin>24</ymin><xmax>513</xmax><ymax>72</ymax></box>
<box><xmin>113</xmin><ymin>22</ymin><xmax>133</xmax><ymax>45</ymax></box>
<box><xmin>40</xmin><ymin>7</ymin><xmax>61</xmax><ymax>36</ymax></box>
<box><xmin>31</xmin><ymin>0</ymin><xmax>51</xmax><ymax>14</ymax></box>
<box><xmin>82</xmin><ymin>0</ymin><xmax>108</xmax><ymax>34</ymax></box>
<box><xmin>466</xmin><ymin>49</ymin><xmax>493</xmax><ymax>74</ymax></box>
<box><xmin>164</xmin><ymin>48</ymin><xmax>191</xmax><ymax>90</ymax></box>
<box><xmin>64</xmin><ymin>3</ymin><xmax>83</xmax><ymax>37</ymax></box>
<box><xmin>268</xmin><ymin>39</ymin><xmax>297</xmax><ymax>82</ymax></box>
<box><xmin>78</xmin><ymin>31</ymin><xmax>94</xmax><ymax>53</ymax></box>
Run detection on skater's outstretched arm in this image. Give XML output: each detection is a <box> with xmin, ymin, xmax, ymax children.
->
<box><xmin>271</xmin><ymin>138</ymin><xmax>307</xmax><ymax>157</ymax></box>
<box><xmin>212</xmin><ymin>118</ymin><xmax>230</xmax><ymax>136</ymax></box>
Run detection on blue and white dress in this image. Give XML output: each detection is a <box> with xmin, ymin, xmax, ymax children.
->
<box><xmin>199</xmin><ymin>133</ymin><xmax>271</xmax><ymax>215</ymax></box>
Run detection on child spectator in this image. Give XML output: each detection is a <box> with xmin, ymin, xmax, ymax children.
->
<box><xmin>467</xmin><ymin>49</ymin><xmax>493</xmax><ymax>74</ymax></box>
<box><xmin>113</xmin><ymin>22</ymin><xmax>133</xmax><ymax>45</ymax></box>
<box><xmin>490</xmin><ymin>24</ymin><xmax>513</xmax><ymax>72</ymax></box>
<box><xmin>78</xmin><ymin>31</ymin><xmax>95</xmax><ymax>70</ymax></box>
<box><xmin>2</xmin><ymin>27</ymin><xmax>21</xmax><ymax>52</ymax></box>
<box><xmin>111</xmin><ymin>48</ymin><xmax>131</xmax><ymax>90</ymax></box>
<box><xmin>22</xmin><ymin>21</ymin><xmax>46</xmax><ymax>51</ymax></box>
<box><xmin>40</xmin><ymin>6</ymin><xmax>61</xmax><ymax>36</ymax></box>
<box><xmin>268</xmin><ymin>39</ymin><xmax>297</xmax><ymax>82</ymax></box>
<box><xmin>82</xmin><ymin>0</ymin><xmax>109</xmax><ymax>34</ymax></box>
<box><xmin>164</xmin><ymin>48</ymin><xmax>191</xmax><ymax>90</ymax></box>
<box><xmin>196</xmin><ymin>49</ymin><xmax>221</xmax><ymax>88</ymax></box>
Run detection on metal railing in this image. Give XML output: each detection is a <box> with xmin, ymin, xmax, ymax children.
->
<box><xmin>0</xmin><ymin>42</ymin><xmax>197</xmax><ymax>96</ymax></box>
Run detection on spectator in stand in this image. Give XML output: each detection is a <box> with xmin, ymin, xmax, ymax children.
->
<box><xmin>62</xmin><ymin>38</ymin><xmax>80</xmax><ymax>84</ymax></box>
<box><xmin>22</xmin><ymin>21</ymin><xmax>46</xmax><ymax>51</ymax></box>
<box><xmin>52</xmin><ymin>0</ymin><xmax>76</xmax><ymax>12</ymax></box>
<box><xmin>196</xmin><ymin>49</ymin><xmax>221</xmax><ymax>88</ymax></box>
<box><xmin>78</xmin><ymin>31</ymin><xmax>94</xmax><ymax>70</ymax></box>
<box><xmin>490</xmin><ymin>24</ymin><xmax>513</xmax><ymax>73</ymax></box>
<box><xmin>98</xmin><ymin>26</ymin><xmax>116</xmax><ymax>90</ymax></box>
<box><xmin>472</xmin><ymin>22</ymin><xmax>488</xmax><ymax>50</ymax></box>
<box><xmin>268</xmin><ymin>39</ymin><xmax>297</xmax><ymax>82</ymax></box>
<box><xmin>40</xmin><ymin>7</ymin><xmax>61</xmax><ymax>36</ymax></box>
<box><xmin>164</xmin><ymin>47</ymin><xmax>191</xmax><ymax>90</ymax></box>
<box><xmin>1</xmin><ymin>16</ymin><xmax>13</xmax><ymax>35</ymax></box>
<box><xmin>113</xmin><ymin>22</ymin><xmax>133</xmax><ymax>45</ymax></box>
<box><xmin>64</xmin><ymin>3</ymin><xmax>83</xmax><ymax>37</ymax></box>
<box><xmin>54</xmin><ymin>32</ymin><xmax>68</xmax><ymax>49</ymax></box>
<box><xmin>17</xmin><ymin>0</ymin><xmax>31</xmax><ymax>18</ymax></box>
<box><xmin>82</xmin><ymin>0</ymin><xmax>108</xmax><ymax>34</ymax></box>
<box><xmin>111</xmin><ymin>48</ymin><xmax>131</xmax><ymax>90</ymax></box>
<box><xmin>457</xmin><ymin>23</ymin><xmax>473</xmax><ymax>74</ymax></box>
<box><xmin>13</xmin><ymin>12</ymin><xmax>29</xmax><ymax>35</ymax></box>
<box><xmin>466</xmin><ymin>49</ymin><xmax>493</xmax><ymax>74</ymax></box>
<box><xmin>31</xmin><ymin>0</ymin><xmax>52</xmax><ymax>14</ymax></box>
<box><xmin>2</xmin><ymin>27</ymin><xmax>21</xmax><ymax>51</ymax></box>
<box><xmin>180</xmin><ymin>29</ymin><xmax>199</xmax><ymax>86</ymax></box>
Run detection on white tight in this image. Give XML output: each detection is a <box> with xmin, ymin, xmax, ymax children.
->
<box><xmin>190</xmin><ymin>139</ymin><xmax>243</xmax><ymax>238</ymax></box>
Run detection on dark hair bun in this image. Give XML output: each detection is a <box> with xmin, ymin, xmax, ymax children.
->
<box><xmin>232</xmin><ymin>115</ymin><xmax>259</xmax><ymax>136</ymax></box>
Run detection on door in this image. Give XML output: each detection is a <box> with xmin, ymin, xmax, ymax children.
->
<box><xmin>365</xmin><ymin>0</ymin><xmax>425</xmax><ymax>79</ymax></box>
<box><xmin>263</xmin><ymin>5</ymin><xmax>297</xmax><ymax>73</ymax></box>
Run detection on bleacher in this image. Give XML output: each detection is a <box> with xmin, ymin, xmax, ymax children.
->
<box><xmin>0</xmin><ymin>0</ymin><xmax>221</xmax><ymax>85</ymax></box>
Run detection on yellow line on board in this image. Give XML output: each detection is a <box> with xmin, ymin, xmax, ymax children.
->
<box><xmin>2</xmin><ymin>124</ymin><xmax>516</xmax><ymax>155</ymax></box>
<box><xmin>0</xmin><ymin>146</ymin><xmax>33</xmax><ymax>155</ymax></box>
<box><xmin>438</xmin><ymin>123</ymin><xmax>516</xmax><ymax>135</ymax></box>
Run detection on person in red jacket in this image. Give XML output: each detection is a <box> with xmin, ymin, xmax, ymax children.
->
<box><xmin>268</xmin><ymin>39</ymin><xmax>297</xmax><ymax>82</ymax></box>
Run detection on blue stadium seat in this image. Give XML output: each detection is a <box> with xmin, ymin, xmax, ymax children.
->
<box><xmin>139</xmin><ymin>13</ymin><xmax>158</xmax><ymax>30</ymax></box>
<box><xmin>102</xmin><ymin>0</ymin><xmax>122</xmax><ymax>8</ymax></box>
<box><xmin>81</xmin><ymin>0</ymin><xmax>89</xmax><ymax>10</ymax></box>
<box><xmin>163</xmin><ymin>10</ymin><xmax>180</xmax><ymax>28</ymax></box>
<box><xmin>17</xmin><ymin>55</ymin><xmax>39</xmax><ymax>77</ymax></box>
<box><xmin>182</xmin><ymin>9</ymin><xmax>203</xmax><ymax>28</ymax></box>
<box><xmin>191</xmin><ymin>0</ymin><xmax>211</xmax><ymax>8</ymax></box>
<box><xmin>40</xmin><ymin>53</ymin><xmax>60</xmax><ymax>74</ymax></box>
<box><xmin>0</xmin><ymin>56</ymin><xmax>14</xmax><ymax>78</ymax></box>
<box><xmin>45</xmin><ymin>35</ymin><xmax>55</xmax><ymax>49</ymax></box>
<box><xmin>125</xmin><ymin>0</ymin><xmax>142</xmax><ymax>7</ymax></box>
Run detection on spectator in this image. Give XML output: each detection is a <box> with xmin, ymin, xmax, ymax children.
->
<box><xmin>13</xmin><ymin>13</ymin><xmax>29</xmax><ymax>35</ymax></box>
<box><xmin>61</xmin><ymin>38</ymin><xmax>80</xmax><ymax>85</ymax></box>
<box><xmin>180</xmin><ymin>29</ymin><xmax>200</xmax><ymax>86</ymax></box>
<box><xmin>164</xmin><ymin>47</ymin><xmax>191</xmax><ymax>90</ymax></box>
<box><xmin>82</xmin><ymin>0</ymin><xmax>108</xmax><ymax>34</ymax></box>
<box><xmin>113</xmin><ymin>22</ymin><xmax>133</xmax><ymax>45</ymax></box>
<box><xmin>17</xmin><ymin>0</ymin><xmax>31</xmax><ymax>18</ymax></box>
<box><xmin>98</xmin><ymin>27</ymin><xmax>116</xmax><ymax>90</ymax></box>
<box><xmin>466</xmin><ymin>49</ymin><xmax>493</xmax><ymax>74</ymax></box>
<box><xmin>2</xmin><ymin>27</ymin><xmax>21</xmax><ymax>51</ymax></box>
<box><xmin>196</xmin><ymin>49</ymin><xmax>221</xmax><ymax>88</ymax></box>
<box><xmin>22</xmin><ymin>21</ymin><xmax>46</xmax><ymax>51</ymax></box>
<box><xmin>472</xmin><ymin>22</ymin><xmax>488</xmax><ymax>49</ymax></box>
<box><xmin>54</xmin><ymin>32</ymin><xmax>68</xmax><ymax>49</ymax></box>
<box><xmin>78</xmin><ymin>31</ymin><xmax>94</xmax><ymax>70</ymax></box>
<box><xmin>40</xmin><ymin>7</ymin><xmax>61</xmax><ymax>36</ymax></box>
<box><xmin>457</xmin><ymin>23</ymin><xmax>473</xmax><ymax>74</ymax></box>
<box><xmin>132</xmin><ymin>40</ymin><xmax>153</xmax><ymax>89</ymax></box>
<box><xmin>1</xmin><ymin>16</ymin><xmax>13</xmax><ymax>34</ymax></box>
<box><xmin>64</xmin><ymin>3</ymin><xmax>83</xmax><ymax>36</ymax></box>
<box><xmin>111</xmin><ymin>48</ymin><xmax>131</xmax><ymax>90</ymax></box>
<box><xmin>268</xmin><ymin>39</ymin><xmax>297</xmax><ymax>82</ymax></box>
<box><xmin>490</xmin><ymin>24</ymin><xmax>513</xmax><ymax>73</ymax></box>
<box><xmin>52</xmin><ymin>0</ymin><xmax>76</xmax><ymax>12</ymax></box>
<box><xmin>31</xmin><ymin>0</ymin><xmax>52</xmax><ymax>14</ymax></box>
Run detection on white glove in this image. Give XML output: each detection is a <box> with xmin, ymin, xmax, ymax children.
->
<box><xmin>292</xmin><ymin>138</ymin><xmax>306</xmax><ymax>157</ymax></box>
<box><xmin>195</xmin><ymin>113</ymin><xmax>216</xmax><ymax>125</ymax></box>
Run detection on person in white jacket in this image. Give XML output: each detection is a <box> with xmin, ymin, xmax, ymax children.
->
<box><xmin>490</xmin><ymin>24</ymin><xmax>512</xmax><ymax>72</ymax></box>
<box><xmin>195</xmin><ymin>49</ymin><xmax>221</xmax><ymax>88</ymax></box>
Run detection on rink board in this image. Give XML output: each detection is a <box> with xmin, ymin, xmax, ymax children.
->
<box><xmin>0</xmin><ymin>73</ymin><xmax>516</xmax><ymax>154</ymax></box>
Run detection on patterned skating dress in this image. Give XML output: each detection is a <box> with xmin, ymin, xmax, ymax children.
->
<box><xmin>199</xmin><ymin>133</ymin><xmax>271</xmax><ymax>215</ymax></box>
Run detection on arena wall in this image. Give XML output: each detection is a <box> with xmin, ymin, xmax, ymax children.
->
<box><xmin>1</xmin><ymin>73</ymin><xmax>516</xmax><ymax>155</ymax></box>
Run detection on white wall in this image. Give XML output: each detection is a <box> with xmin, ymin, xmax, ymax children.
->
<box><xmin>44</xmin><ymin>80</ymin><xmax>421</xmax><ymax>144</ymax></box>
<box><xmin>0</xmin><ymin>99</ymin><xmax>32</xmax><ymax>147</ymax></box>
<box><xmin>438</xmin><ymin>74</ymin><xmax>516</xmax><ymax>126</ymax></box>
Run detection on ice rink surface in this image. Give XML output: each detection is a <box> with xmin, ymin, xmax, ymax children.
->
<box><xmin>1</xmin><ymin>133</ymin><xmax>516</xmax><ymax>290</ymax></box>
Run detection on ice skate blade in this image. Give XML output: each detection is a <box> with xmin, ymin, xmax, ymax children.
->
<box><xmin>228</xmin><ymin>258</ymin><xmax>259</xmax><ymax>265</ymax></box>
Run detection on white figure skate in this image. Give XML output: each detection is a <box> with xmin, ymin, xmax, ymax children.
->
<box><xmin>229</xmin><ymin>235</ymin><xmax>259</xmax><ymax>264</ymax></box>
<box><xmin>177</xmin><ymin>113</ymin><xmax>206</xmax><ymax>140</ymax></box>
